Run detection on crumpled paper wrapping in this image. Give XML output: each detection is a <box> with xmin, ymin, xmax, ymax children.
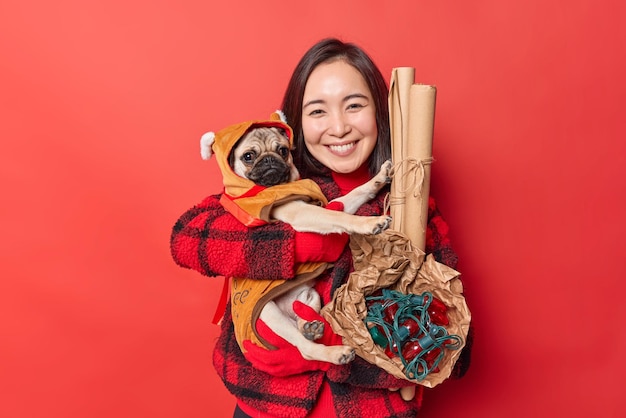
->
<box><xmin>321</xmin><ymin>229</ymin><xmax>471</xmax><ymax>388</ymax></box>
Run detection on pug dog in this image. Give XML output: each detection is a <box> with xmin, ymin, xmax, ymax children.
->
<box><xmin>201</xmin><ymin>124</ymin><xmax>392</xmax><ymax>365</ymax></box>
<box><xmin>229</xmin><ymin>126</ymin><xmax>393</xmax><ymax>235</ymax></box>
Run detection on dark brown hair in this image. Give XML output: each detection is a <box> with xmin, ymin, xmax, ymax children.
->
<box><xmin>281</xmin><ymin>38</ymin><xmax>391</xmax><ymax>177</ymax></box>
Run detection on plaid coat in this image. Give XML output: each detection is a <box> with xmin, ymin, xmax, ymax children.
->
<box><xmin>170</xmin><ymin>172</ymin><xmax>471</xmax><ymax>418</ymax></box>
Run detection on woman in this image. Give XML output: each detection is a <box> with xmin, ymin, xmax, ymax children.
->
<box><xmin>170</xmin><ymin>38</ymin><xmax>470</xmax><ymax>418</ymax></box>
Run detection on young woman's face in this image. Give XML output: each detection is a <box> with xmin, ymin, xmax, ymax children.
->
<box><xmin>301</xmin><ymin>60</ymin><xmax>377</xmax><ymax>174</ymax></box>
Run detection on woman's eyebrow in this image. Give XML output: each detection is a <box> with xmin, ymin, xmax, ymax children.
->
<box><xmin>343</xmin><ymin>93</ymin><xmax>369</xmax><ymax>102</ymax></box>
<box><xmin>304</xmin><ymin>93</ymin><xmax>369</xmax><ymax>108</ymax></box>
<box><xmin>303</xmin><ymin>99</ymin><xmax>325</xmax><ymax>108</ymax></box>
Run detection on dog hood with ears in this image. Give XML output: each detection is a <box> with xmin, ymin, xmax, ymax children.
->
<box><xmin>201</xmin><ymin>112</ymin><xmax>328</xmax><ymax>227</ymax></box>
<box><xmin>200</xmin><ymin>111</ymin><xmax>293</xmax><ymax>195</ymax></box>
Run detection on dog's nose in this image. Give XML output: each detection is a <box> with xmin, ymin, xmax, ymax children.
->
<box><xmin>258</xmin><ymin>156</ymin><xmax>282</xmax><ymax>168</ymax></box>
<box><xmin>250</xmin><ymin>156</ymin><xmax>291</xmax><ymax>187</ymax></box>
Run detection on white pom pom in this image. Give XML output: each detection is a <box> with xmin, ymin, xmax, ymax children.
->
<box><xmin>200</xmin><ymin>132</ymin><xmax>216</xmax><ymax>160</ymax></box>
<box><xmin>275</xmin><ymin>109</ymin><xmax>287</xmax><ymax>123</ymax></box>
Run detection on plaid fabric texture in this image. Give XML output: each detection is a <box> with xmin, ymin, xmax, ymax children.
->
<box><xmin>170</xmin><ymin>173</ymin><xmax>471</xmax><ymax>418</ymax></box>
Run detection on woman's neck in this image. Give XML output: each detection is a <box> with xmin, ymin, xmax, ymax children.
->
<box><xmin>331</xmin><ymin>164</ymin><xmax>371</xmax><ymax>195</ymax></box>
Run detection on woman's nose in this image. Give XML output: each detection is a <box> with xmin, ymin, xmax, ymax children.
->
<box><xmin>328</xmin><ymin>113</ymin><xmax>351</xmax><ymax>137</ymax></box>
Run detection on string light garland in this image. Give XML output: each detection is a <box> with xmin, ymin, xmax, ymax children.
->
<box><xmin>365</xmin><ymin>289</ymin><xmax>463</xmax><ymax>381</ymax></box>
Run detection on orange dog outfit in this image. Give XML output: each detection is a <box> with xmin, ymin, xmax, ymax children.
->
<box><xmin>201</xmin><ymin>112</ymin><xmax>331</xmax><ymax>351</ymax></box>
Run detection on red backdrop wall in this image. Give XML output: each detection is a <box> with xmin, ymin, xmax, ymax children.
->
<box><xmin>2</xmin><ymin>1</ymin><xmax>625</xmax><ymax>417</ymax></box>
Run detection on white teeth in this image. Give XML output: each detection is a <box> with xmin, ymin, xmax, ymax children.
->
<box><xmin>329</xmin><ymin>142</ymin><xmax>355</xmax><ymax>153</ymax></box>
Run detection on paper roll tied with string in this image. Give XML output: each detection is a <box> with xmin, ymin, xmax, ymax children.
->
<box><xmin>388</xmin><ymin>67</ymin><xmax>435</xmax><ymax>250</ymax></box>
<box><xmin>321</xmin><ymin>68</ymin><xmax>471</xmax><ymax>387</ymax></box>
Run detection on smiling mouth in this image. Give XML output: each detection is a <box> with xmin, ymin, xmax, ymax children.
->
<box><xmin>328</xmin><ymin>142</ymin><xmax>356</xmax><ymax>153</ymax></box>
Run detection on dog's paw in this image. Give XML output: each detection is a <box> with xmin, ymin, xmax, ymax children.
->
<box><xmin>374</xmin><ymin>159</ymin><xmax>393</xmax><ymax>186</ymax></box>
<box><xmin>354</xmin><ymin>215</ymin><xmax>393</xmax><ymax>235</ymax></box>
<box><xmin>382</xmin><ymin>159</ymin><xmax>393</xmax><ymax>182</ymax></box>
<box><xmin>301</xmin><ymin>320</ymin><xmax>325</xmax><ymax>341</ymax></box>
<box><xmin>372</xmin><ymin>216</ymin><xmax>392</xmax><ymax>234</ymax></box>
<box><xmin>336</xmin><ymin>347</ymin><xmax>356</xmax><ymax>365</ymax></box>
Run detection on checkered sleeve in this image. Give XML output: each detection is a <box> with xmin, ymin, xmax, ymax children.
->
<box><xmin>170</xmin><ymin>194</ymin><xmax>297</xmax><ymax>280</ymax></box>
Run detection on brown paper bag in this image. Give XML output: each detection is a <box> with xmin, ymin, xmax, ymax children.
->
<box><xmin>321</xmin><ymin>230</ymin><xmax>471</xmax><ymax>388</ymax></box>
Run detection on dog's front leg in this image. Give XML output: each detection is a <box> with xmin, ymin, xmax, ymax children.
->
<box><xmin>330</xmin><ymin>159</ymin><xmax>392</xmax><ymax>214</ymax></box>
<box><xmin>272</xmin><ymin>201</ymin><xmax>391</xmax><ymax>235</ymax></box>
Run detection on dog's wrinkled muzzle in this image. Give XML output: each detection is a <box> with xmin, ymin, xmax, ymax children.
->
<box><xmin>248</xmin><ymin>156</ymin><xmax>291</xmax><ymax>187</ymax></box>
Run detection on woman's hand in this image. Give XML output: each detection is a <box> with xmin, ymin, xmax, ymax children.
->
<box><xmin>242</xmin><ymin>301</ymin><xmax>344</xmax><ymax>376</ymax></box>
<box><xmin>294</xmin><ymin>231</ymin><xmax>348</xmax><ymax>263</ymax></box>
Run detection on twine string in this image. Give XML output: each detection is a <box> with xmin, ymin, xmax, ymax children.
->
<box><xmin>395</xmin><ymin>157</ymin><xmax>434</xmax><ymax>197</ymax></box>
<box><xmin>384</xmin><ymin>156</ymin><xmax>434</xmax><ymax>226</ymax></box>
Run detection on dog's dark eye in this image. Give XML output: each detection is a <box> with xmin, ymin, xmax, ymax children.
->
<box><xmin>277</xmin><ymin>146</ymin><xmax>289</xmax><ymax>159</ymax></box>
<box><xmin>242</xmin><ymin>151</ymin><xmax>256</xmax><ymax>164</ymax></box>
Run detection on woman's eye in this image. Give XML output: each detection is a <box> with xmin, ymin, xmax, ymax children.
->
<box><xmin>308</xmin><ymin>109</ymin><xmax>324</xmax><ymax>116</ymax></box>
<box><xmin>347</xmin><ymin>102</ymin><xmax>364</xmax><ymax>110</ymax></box>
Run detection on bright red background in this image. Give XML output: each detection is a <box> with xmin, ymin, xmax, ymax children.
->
<box><xmin>2</xmin><ymin>1</ymin><xmax>625</xmax><ymax>417</ymax></box>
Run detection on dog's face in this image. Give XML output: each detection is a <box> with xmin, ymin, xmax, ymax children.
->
<box><xmin>229</xmin><ymin>127</ymin><xmax>300</xmax><ymax>187</ymax></box>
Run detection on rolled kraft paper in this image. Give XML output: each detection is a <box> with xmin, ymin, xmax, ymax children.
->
<box><xmin>388</xmin><ymin>67</ymin><xmax>415</xmax><ymax>234</ymax></box>
<box><xmin>388</xmin><ymin>67</ymin><xmax>436</xmax><ymax>251</ymax></box>
<box><xmin>404</xmin><ymin>84</ymin><xmax>436</xmax><ymax>251</ymax></box>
